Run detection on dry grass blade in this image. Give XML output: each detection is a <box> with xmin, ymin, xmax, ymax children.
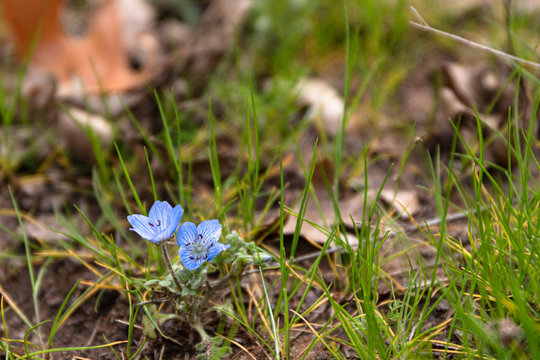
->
<box><xmin>214</xmin><ymin>332</ymin><xmax>259</xmax><ymax>360</ymax></box>
<box><xmin>244</xmin><ymin>284</ymin><xmax>274</xmax><ymax>338</ymax></box>
<box><xmin>289</xmin><ymin>309</ymin><xmax>334</xmax><ymax>360</ymax></box>
<box><xmin>0</xmin><ymin>285</ymin><xmax>32</xmax><ymax>328</ymax></box>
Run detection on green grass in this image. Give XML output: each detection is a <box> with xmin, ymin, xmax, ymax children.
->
<box><xmin>0</xmin><ymin>0</ymin><xmax>539</xmax><ymax>359</ymax></box>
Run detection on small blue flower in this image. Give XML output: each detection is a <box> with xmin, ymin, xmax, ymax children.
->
<box><xmin>127</xmin><ymin>200</ymin><xmax>184</xmax><ymax>244</ymax></box>
<box><xmin>177</xmin><ymin>220</ymin><xmax>230</xmax><ymax>270</ymax></box>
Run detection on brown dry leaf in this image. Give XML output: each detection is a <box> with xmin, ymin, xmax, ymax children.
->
<box><xmin>16</xmin><ymin>173</ymin><xmax>71</xmax><ymax>211</ymax></box>
<box><xmin>282</xmin><ymin>195</ymin><xmax>363</xmax><ymax>247</ymax></box>
<box><xmin>20</xmin><ymin>214</ymin><xmax>70</xmax><ymax>242</ymax></box>
<box><xmin>58</xmin><ymin>106</ymin><xmax>114</xmax><ymax>162</ymax></box>
<box><xmin>380</xmin><ymin>189</ymin><xmax>422</xmax><ymax>220</ymax></box>
<box><xmin>294</xmin><ymin>77</ymin><xmax>345</xmax><ymax>138</ymax></box>
<box><xmin>1</xmin><ymin>0</ymin><xmax>158</xmax><ymax>97</ymax></box>
<box><xmin>426</xmin><ymin>61</ymin><xmax>529</xmax><ymax>167</ymax></box>
<box><xmin>281</xmin><ymin>156</ymin><xmax>365</xmax><ymax>246</ymax></box>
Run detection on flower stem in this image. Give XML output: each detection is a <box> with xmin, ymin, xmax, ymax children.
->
<box><xmin>160</xmin><ymin>243</ymin><xmax>183</xmax><ymax>294</ymax></box>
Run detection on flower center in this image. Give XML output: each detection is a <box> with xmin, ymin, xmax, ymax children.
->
<box><xmin>189</xmin><ymin>234</ymin><xmax>210</xmax><ymax>261</ymax></box>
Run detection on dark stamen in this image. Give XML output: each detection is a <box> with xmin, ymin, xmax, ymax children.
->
<box><xmin>157</xmin><ymin>220</ymin><xmax>161</xmax><ymax>226</ymax></box>
<box><xmin>149</xmin><ymin>222</ymin><xmax>154</xmax><ymax>227</ymax></box>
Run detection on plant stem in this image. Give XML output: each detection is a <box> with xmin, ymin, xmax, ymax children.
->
<box><xmin>199</xmin><ymin>269</ymin><xmax>237</xmax><ymax>309</ymax></box>
<box><xmin>193</xmin><ymin>321</ymin><xmax>210</xmax><ymax>341</ymax></box>
<box><xmin>160</xmin><ymin>243</ymin><xmax>184</xmax><ymax>294</ymax></box>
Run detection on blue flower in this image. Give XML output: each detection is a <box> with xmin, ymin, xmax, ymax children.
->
<box><xmin>177</xmin><ymin>220</ymin><xmax>230</xmax><ymax>270</ymax></box>
<box><xmin>127</xmin><ymin>200</ymin><xmax>184</xmax><ymax>244</ymax></box>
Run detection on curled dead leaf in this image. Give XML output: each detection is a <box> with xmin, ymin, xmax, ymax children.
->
<box><xmin>379</xmin><ymin>189</ymin><xmax>422</xmax><ymax>220</ymax></box>
<box><xmin>294</xmin><ymin>77</ymin><xmax>344</xmax><ymax>138</ymax></box>
<box><xmin>280</xmin><ymin>155</ymin><xmax>366</xmax><ymax>247</ymax></box>
<box><xmin>20</xmin><ymin>214</ymin><xmax>69</xmax><ymax>242</ymax></box>
<box><xmin>59</xmin><ymin>106</ymin><xmax>113</xmax><ymax>163</ymax></box>
<box><xmin>427</xmin><ymin>61</ymin><xmax>528</xmax><ymax>167</ymax></box>
<box><xmin>1</xmin><ymin>0</ymin><xmax>161</xmax><ymax>98</ymax></box>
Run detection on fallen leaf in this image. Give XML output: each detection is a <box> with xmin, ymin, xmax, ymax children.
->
<box><xmin>281</xmin><ymin>155</ymin><xmax>366</xmax><ymax>247</ymax></box>
<box><xmin>59</xmin><ymin>106</ymin><xmax>114</xmax><ymax>163</ymax></box>
<box><xmin>16</xmin><ymin>172</ymin><xmax>71</xmax><ymax>211</ymax></box>
<box><xmin>380</xmin><ymin>189</ymin><xmax>422</xmax><ymax>220</ymax></box>
<box><xmin>294</xmin><ymin>77</ymin><xmax>344</xmax><ymax>138</ymax></box>
<box><xmin>20</xmin><ymin>214</ymin><xmax>69</xmax><ymax>242</ymax></box>
<box><xmin>1</xmin><ymin>0</ymin><xmax>159</xmax><ymax>97</ymax></box>
<box><xmin>426</xmin><ymin>61</ymin><xmax>529</xmax><ymax>168</ymax></box>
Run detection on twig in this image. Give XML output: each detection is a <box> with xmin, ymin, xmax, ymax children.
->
<box><xmin>159</xmin><ymin>344</ymin><xmax>165</xmax><ymax>360</ymax></box>
<box><xmin>84</xmin><ymin>316</ymin><xmax>102</xmax><ymax>347</ymax></box>
<box><xmin>136</xmin><ymin>298</ymin><xmax>170</xmax><ymax>307</ymax></box>
<box><xmin>409</xmin><ymin>6</ymin><xmax>540</xmax><ymax>71</ymax></box>
<box><xmin>114</xmin><ymin>319</ymin><xmax>144</xmax><ymax>330</ymax></box>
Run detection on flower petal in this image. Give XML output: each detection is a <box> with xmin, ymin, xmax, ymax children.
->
<box><xmin>206</xmin><ymin>242</ymin><xmax>230</xmax><ymax>262</ymax></box>
<box><xmin>197</xmin><ymin>219</ymin><xmax>222</xmax><ymax>243</ymax></box>
<box><xmin>179</xmin><ymin>246</ymin><xmax>205</xmax><ymax>270</ymax></box>
<box><xmin>152</xmin><ymin>227</ymin><xmax>173</xmax><ymax>243</ymax></box>
<box><xmin>167</xmin><ymin>204</ymin><xmax>184</xmax><ymax>238</ymax></box>
<box><xmin>127</xmin><ymin>214</ymin><xmax>156</xmax><ymax>242</ymax></box>
<box><xmin>149</xmin><ymin>200</ymin><xmax>172</xmax><ymax>222</ymax></box>
<box><xmin>177</xmin><ymin>222</ymin><xmax>197</xmax><ymax>247</ymax></box>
